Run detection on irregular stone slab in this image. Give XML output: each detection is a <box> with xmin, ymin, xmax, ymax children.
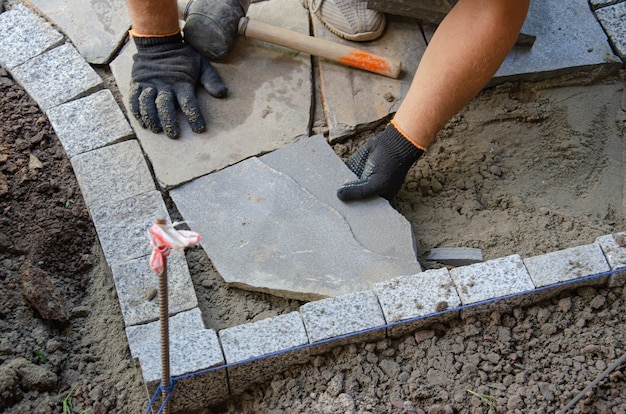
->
<box><xmin>47</xmin><ymin>89</ymin><xmax>134</xmax><ymax>158</ymax></box>
<box><xmin>367</xmin><ymin>0</ymin><xmax>455</xmax><ymax>24</ymax></box>
<box><xmin>219</xmin><ymin>312</ymin><xmax>309</xmax><ymax>395</ymax></box>
<box><xmin>261</xmin><ymin>135</ymin><xmax>418</xmax><ymax>261</ymax></box>
<box><xmin>590</xmin><ymin>0</ymin><xmax>617</xmax><ymax>9</ymax></box>
<box><xmin>109</xmin><ymin>250</ymin><xmax>197</xmax><ymax>327</ymax></box>
<box><xmin>25</xmin><ymin>0</ymin><xmax>131</xmax><ymax>64</ymax></box>
<box><xmin>523</xmin><ymin>243</ymin><xmax>610</xmax><ymax>288</ymax></box>
<box><xmin>0</xmin><ymin>3</ymin><xmax>63</xmax><ymax>69</ymax></box>
<box><xmin>596</xmin><ymin>232</ymin><xmax>626</xmax><ymax>287</ymax></box>
<box><xmin>312</xmin><ymin>15</ymin><xmax>426</xmax><ymax>141</ymax></box>
<box><xmin>138</xmin><ymin>329</ymin><xmax>229</xmax><ymax>411</ymax></box>
<box><xmin>450</xmin><ymin>254</ymin><xmax>534</xmax><ymax>305</ymax></box>
<box><xmin>110</xmin><ymin>0</ymin><xmax>311</xmax><ymax>189</ymax></box>
<box><xmin>425</xmin><ymin>247</ymin><xmax>483</xmax><ymax>267</ymax></box>
<box><xmin>595</xmin><ymin>2</ymin><xmax>626</xmax><ymax>61</ymax></box>
<box><xmin>89</xmin><ymin>191</ymin><xmax>168</xmax><ymax>266</ymax></box>
<box><xmin>171</xmin><ymin>157</ymin><xmax>422</xmax><ymax>301</ymax></box>
<box><xmin>374</xmin><ymin>268</ymin><xmax>461</xmax><ymax>337</ymax></box>
<box><xmin>125</xmin><ymin>308</ymin><xmax>205</xmax><ymax>358</ymax></box>
<box><xmin>11</xmin><ymin>43</ymin><xmax>103</xmax><ymax>111</ymax></box>
<box><xmin>300</xmin><ymin>290</ymin><xmax>386</xmax><ymax>354</ymax></box>
<box><xmin>495</xmin><ymin>0</ymin><xmax>621</xmax><ymax>81</ymax></box>
<box><xmin>70</xmin><ymin>140</ymin><xmax>155</xmax><ymax>209</ymax></box>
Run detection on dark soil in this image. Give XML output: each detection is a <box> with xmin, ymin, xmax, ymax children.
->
<box><xmin>0</xmin><ymin>66</ymin><xmax>145</xmax><ymax>413</ymax></box>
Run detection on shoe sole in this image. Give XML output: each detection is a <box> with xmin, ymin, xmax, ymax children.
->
<box><xmin>314</xmin><ymin>11</ymin><xmax>386</xmax><ymax>41</ymax></box>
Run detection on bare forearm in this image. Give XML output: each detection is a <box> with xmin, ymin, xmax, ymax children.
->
<box><xmin>126</xmin><ymin>0</ymin><xmax>180</xmax><ymax>36</ymax></box>
<box><xmin>394</xmin><ymin>0</ymin><xmax>530</xmax><ymax>149</ymax></box>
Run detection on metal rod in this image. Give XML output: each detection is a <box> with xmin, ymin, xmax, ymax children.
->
<box><xmin>158</xmin><ymin>218</ymin><xmax>171</xmax><ymax>414</ymax></box>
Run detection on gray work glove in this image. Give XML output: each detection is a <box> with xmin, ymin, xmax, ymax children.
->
<box><xmin>337</xmin><ymin>123</ymin><xmax>424</xmax><ymax>201</ymax></box>
<box><xmin>129</xmin><ymin>33</ymin><xmax>228</xmax><ymax>139</ymax></box>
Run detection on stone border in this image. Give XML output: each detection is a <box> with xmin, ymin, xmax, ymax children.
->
<box><xmin>129</xmin><ymin>248</ymin><xmax>625</xmax><ymax>412</ymax></box>
<box><xmin>1</xmin><ymin>2</ymin><xmax>626</xmax><ymax>413</ymax></box>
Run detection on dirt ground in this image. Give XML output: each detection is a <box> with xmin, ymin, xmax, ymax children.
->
<box><xmin>1</xmin><ymin>47</ymin><xmax>626</xmax><ymax>414</ymax></box>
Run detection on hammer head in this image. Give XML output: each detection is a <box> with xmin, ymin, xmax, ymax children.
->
<box><xmin>183</xmin><ymin>0</ymin><xmax>251</xmax><ymax>61</ymax></box>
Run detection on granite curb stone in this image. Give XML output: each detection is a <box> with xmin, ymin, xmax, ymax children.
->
<box><xmin>594</xmin><ymin>1</ymin><xmax>626</xmax><ymax>60</ymax></box>
<box><xmin>523</xmin><ymin>243</ymin><xmax>611</xmax><ymax>303</ymax></box>
<box><xmin>300</xmin><ymin>290</ymin><xmax>386</xmax><ymax>355</ymax></box>
<box><xmin>450</xmin><ymin>254</ymin><xmax>535</xmax><ymax>305</ymax></box>
<box><xmin>596</xmin><ymin>232</ymin><xmax>626</xmax><ymax>287</ymax></box>
<box><xmin>219</xmin><ymin>311</ymin><xmax>310</xmax><ymax>394</ymax></box>
<box><xmin>10</xmin><ymin>43</ymin><xmax>103</xmax><ymax>111</ymax></box>
<box><xmin>109</xmin><ymin>250</ymin><xmax>197</xmax><ymax>327</ymax></box>
<box><xmin>125</xmin><ymin>308</ymin><xmax>206</xmax><ymax>359</ymax></box>
<box><xmin>89</xmin><ymin>190</ymin><xmax>168</xmax><ymax>267</ymax></box>
<box><xmin>138</xmin><ymin>329</ymin><xmax>228</xmax><ymax>411</ymax></box>
<box><xmin>70</xmin><ymin>140</ymin><xmax>155</xmax><ymax>209</ymax></box>
<box><xmin>0</xmin><ymin>3</ymin><xmax>63</xmax><ymax>69</ymax></box>
<box><xmin>523</xmin><ymin>243</ymin><xmax>610</xmax><ymax>288</ymax></box>
<box><xmin>374</xmin><ymin>268</ymin><xmax>462</xmax><ymax>338</ymax></box>
<box><xmin>47</xmin><ymin>89</ymin><xmax>134</xmax><ymax>158</ymax></box>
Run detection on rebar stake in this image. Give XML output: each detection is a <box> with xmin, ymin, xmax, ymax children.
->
<box><xmin>158</xmin><ymin>239</ymin><xmax>171</xmax><ymax>414</ymax></box>
<box><xmin>148</xmin><ymin>214</ymin><xmax>201</xmax><ymax>414</ymax></box>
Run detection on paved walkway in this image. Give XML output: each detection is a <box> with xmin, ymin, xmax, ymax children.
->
<box><xmin>2</xmin><ymin>0</ymin><xmax>626</xmax><ymax>410</ymax></box>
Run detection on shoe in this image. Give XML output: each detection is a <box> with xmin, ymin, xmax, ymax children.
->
<box><xmin>304</xmin><ymin>0</ymin><xmax>386</xmax><ymax>41</ymax></box>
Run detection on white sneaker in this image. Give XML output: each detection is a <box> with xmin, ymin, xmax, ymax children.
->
<box><xmin>304</xmin><ymin>0</ymin><xmax>386</xmax><ymax>41</ymax></box>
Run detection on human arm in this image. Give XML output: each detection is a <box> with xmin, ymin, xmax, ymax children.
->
<box><xmin>337</xmin><ymin>0</ymin><xmax>530</xmax><ymax>201</ymax></box>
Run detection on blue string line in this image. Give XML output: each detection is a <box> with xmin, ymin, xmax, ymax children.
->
<box><xmin>145</xmin><ymin>266</ymin><xmax>625</xmax><ymax>412</ymax></box>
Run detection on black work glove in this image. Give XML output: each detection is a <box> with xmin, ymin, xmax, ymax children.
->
<box><xmin>337</xmin><ymin>122</ymin><xmax>424</xmax><ymax>201</ymax></box>
<box><xmin>129</xmin><ymin>33</ymin><xmax>228</xmax><ymax>139</ymax></box>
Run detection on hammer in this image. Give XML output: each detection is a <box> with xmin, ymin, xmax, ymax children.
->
<box><xmin>178</xmin><ymin>0</ymin><xmax>402</xmax><ymax>78</ymax></box>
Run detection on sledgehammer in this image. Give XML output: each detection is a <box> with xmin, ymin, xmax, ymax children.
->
<box><xmin>178</xmin><ymin>0</ymin><xmax>402</xmax><ymax>78</ymax></box>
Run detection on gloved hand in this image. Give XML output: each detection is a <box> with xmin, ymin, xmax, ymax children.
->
<box><xmin>337</xmin><ymin>122</ymin><xmax>424</xmax><ymax>201</ymax></box>
<box><xmin>129</xmin><ymin>32</ymin><xmax>228</xmax><ymax>139</ymax></box>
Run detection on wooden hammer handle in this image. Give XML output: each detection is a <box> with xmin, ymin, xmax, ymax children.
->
<box><xmin>238</xmin><ymin>17</ymin><xmax>402</xmax><ymax>78</ymax></box>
